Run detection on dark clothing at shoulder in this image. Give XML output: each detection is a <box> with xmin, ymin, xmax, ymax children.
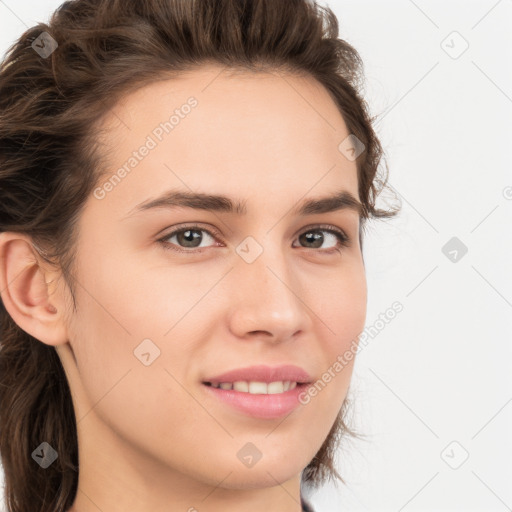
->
<box><xmin>301</xmin><ymin>494</ymin><xmax>315</xmax><ymax>512</ymax></box>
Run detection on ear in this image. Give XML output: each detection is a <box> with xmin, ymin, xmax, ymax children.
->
<box><xmin>0</xmin><ymin>232</ymin><xmax>68</xmax><ymax>346</ymax></box>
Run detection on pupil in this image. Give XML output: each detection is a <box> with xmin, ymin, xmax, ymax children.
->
<box><xmin>302</xmin><ymin>231</ymin><xmax>322</xmax><ymax>248</ymax></box>
<box><xmin>179</xmin><ymin>229</ymin><xmax>201</xmax><ymax>247</ymax></box>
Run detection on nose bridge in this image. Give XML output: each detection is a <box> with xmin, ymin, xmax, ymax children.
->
<box><xmin>238</xmin><ymin>229</ymin><xmax>294</xmax><ymax>298</ymax></box>
<box><xmin>229</xmin><ymin>234</ymin><xmax>308</xmax><ymax>337</ymax></box>
<box><xmin>251</xmin><ymin>252</ymin><xmax>294</xmax><ymax>304</ymax></box>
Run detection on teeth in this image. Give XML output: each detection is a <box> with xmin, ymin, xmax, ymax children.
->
<box><xmin>210</xmin><ymin>380</ymin><xmax>299</xmax><ymax>394</ymax></box>
<box><xmin>267</xmin><ymin>381</ymin><xmax>284</xmax><ymax>394</ymax></box>
<box><xmin>233</xmin><ymin>381</ymin><xmax>249</xmax><ymax>392</ymax></box>
<box><xmin>248</xmin><ymin>381</ymin><xmax>267</xmax><ymax>394</ymax></box>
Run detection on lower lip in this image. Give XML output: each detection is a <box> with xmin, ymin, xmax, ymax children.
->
<box><xmin>201</xmin><ymin>383</ymin><xmax>311</xmax><ymax>419</ymax></box>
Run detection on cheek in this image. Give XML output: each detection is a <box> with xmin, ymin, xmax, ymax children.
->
<box><xmin>308</xmin><ymin>262</ymin><xmax>366</xmax><ymax>401</ymax></box>
<box><xmin>67</xmin><ymin>281</ymin><xmax>198</xmax><ymax>452</ymax></box>
<box><xmin>316</xmin><ymin>260</ymin><xmax>367</xmax><ymax>347</ymax></box>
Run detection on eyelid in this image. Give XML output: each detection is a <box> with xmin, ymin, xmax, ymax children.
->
<box><xmin>156</xmin><ymin>222</ymin><xmax>223</xmax><ymax>242</ymax></box>
<box><xmin>155</xmin><ymin>222</ymin><xmax>223</xmax><ymax>253</ymax></box>
<box><xmin>295</xmin><ymin>223</ymin><xmax>351</xmax><ymax>250</ymax></box>
<box><xmin>156</xmin><ymin>222</ymin><xmax>350</xmax><ymax>253</ymax></box>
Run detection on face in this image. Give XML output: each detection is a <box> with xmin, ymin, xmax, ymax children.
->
<box><xmin>58</xmin><ymin>65</ymin><xmax>367</xmax><ymax>493</ymax></box>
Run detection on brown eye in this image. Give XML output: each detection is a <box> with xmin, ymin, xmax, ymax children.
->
<box><xmin>157</xmin><ymin>223</ymin><xmax>350</xmax><ymax>254</ymax></box>
<box><xmin>158</xmin><ymin>225</ymin><xmax>219</xmax><ymax>252</ymax></box>
<box><xmin>294</xmin><ymin>226</ymin><xmax>350</xmax><ymax>252</ymax></box>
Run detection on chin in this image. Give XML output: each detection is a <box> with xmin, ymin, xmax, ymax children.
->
<box><xmin>211</xmin><ymin>465</ymin><xmax>302</xmax><ymax>490</ymax></box>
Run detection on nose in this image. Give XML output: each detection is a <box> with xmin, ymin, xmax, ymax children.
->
<box><xmin>227</xmin><ymin>246</ymin><xmax>312</xmax><ymax>344</ymax></box>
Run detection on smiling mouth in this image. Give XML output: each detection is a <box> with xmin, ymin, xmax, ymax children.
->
<box><xmin>202</xmin><ymin>380</ymin><xmax>310</xmax><ymax>394</ymax></box>
<box><xmin>201</xmin><ymin>378</ymin><xmax>312</xmax><ymax>419</ymax></box>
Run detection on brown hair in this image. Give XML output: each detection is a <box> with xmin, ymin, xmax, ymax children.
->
<box><xmin>0</xmin><ymin>0</ymin><xmax>400</xmax><ymax>510</ymax></box>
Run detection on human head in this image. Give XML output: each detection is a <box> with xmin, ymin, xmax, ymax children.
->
<box><xmin>0</xmin><ymin>1</ymin><xmax>400</xmax><ymax>511</ymax></box>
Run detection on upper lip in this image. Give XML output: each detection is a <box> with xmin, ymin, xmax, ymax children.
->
<box><xmin>203</xmin><ymin>364</ymin><xmax>313</xmax><ymax>384</ymax></box>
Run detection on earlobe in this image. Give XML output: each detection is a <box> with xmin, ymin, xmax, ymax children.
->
<box><xmin>0</xmin><ymin>232</ymin><xmax>68</xmax><ymax>346</ymax></box>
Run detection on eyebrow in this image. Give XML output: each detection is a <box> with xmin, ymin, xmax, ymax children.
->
<box><xmin>124</xmin><ymin>189</ymin><xmax>363</xmax><ymax>218</ymax></box>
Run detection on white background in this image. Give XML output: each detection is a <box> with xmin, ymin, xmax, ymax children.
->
<box><xmin>1</xmin><ymin>1</ymin><xmax>511</xmax><ymax>511</ymax></box>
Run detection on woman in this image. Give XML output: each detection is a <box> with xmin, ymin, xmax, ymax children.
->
<box><xmin>0</xmin><ymin>0</ymin><xmax>400</xmax><ymax>511</ymax></box>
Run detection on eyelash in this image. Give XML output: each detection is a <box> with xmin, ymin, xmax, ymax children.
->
<box><xmin>156</xmin><ymin>223</ymin><xmax>351</xmax><ymax>255</ymax></box>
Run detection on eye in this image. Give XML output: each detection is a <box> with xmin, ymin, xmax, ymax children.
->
<box><xmin>157</xmin><ymin>223</ymin><xmax>351</xmax><ymax>254</ymax></box>
<box><xmin>293</xmin><ymin>224</ymin><xmax>350</xmax><ymax>253</ymax></box>
<box><xmin>157</xmin><ymin>224</ymin><xmax>221</xmax><ymax>253</ymax></box>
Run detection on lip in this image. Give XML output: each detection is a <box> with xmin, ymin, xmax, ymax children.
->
<box><xmin>202</xmin><ymin>364</ymin><xmax>313</xmax><ymax>385</ymax></box>
<box><xmin>201</xmin><ymin>364</ymin><xmax>313</xmax><ymax>419</ymax></box>
<box><xmin>201</xmin><ymin>381</ymin><xmax>311</xmax><ymax>419</ymax></box>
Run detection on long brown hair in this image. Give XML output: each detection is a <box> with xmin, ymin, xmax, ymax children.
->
<box><xmin>0</xmin><ymin>0</ymin><xmax>400</xmax><ymax>510</ymax></box>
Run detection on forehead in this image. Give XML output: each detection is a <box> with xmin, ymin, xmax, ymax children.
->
<box><xmin>91</xmin><ymin>65</ymin><xmax>359</xmax><ymax>218</ymax></box>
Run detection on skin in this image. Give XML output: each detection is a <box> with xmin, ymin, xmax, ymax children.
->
<box><xmin>0</xmin><ymin>65</ymin><xmax>367</xmax><ymax>512</ymax></box>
